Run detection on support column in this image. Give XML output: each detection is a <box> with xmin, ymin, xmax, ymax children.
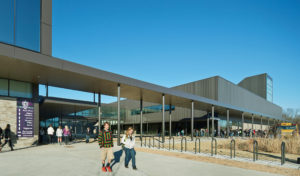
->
<box><xmin>169</xmin><ymin>104</ymin><xmax>172</xmax><ymax>138</ymax></box>
<box><xmin>93</xmin><ymin>92</ymin><xmax>95</xmax><ymax>103</ymax></box>
<box><xmin>207</xmin><ymin>114</ymin><xmax>210</xmax><ymax>136</ymax></box>
<box><xmin>191</xmin><ymin>101</ymin><xmax>194</xmax><ymax>141</ymax></box>
<box><xmin>242</xmin><ymin>113</ymin><xmax>245</xmax><ymax>137</ymax></box>
<box><xmin>162</xmin><ymin>94</ymin><xmax>165</xmax><ymax>143</ymax></box>
<box><xmin>268</xmin><ymin>118</ymin><xmax>270</xmax><ymax>130</ymax></box>
<box><xmin>212</xmin><ymin>106</ymin><xmax>215</xmax><ymax>137</ymax></box>
<box><xmin>117</xmin><ymin>84</ymin><xmax>121</xmax><ymax>146</ymax></box>
<box><xmin>45</xmin><ymin>84</ymin><xmax>48</xmax><ymax>97</ymax></box>
<box><xmin>261</xmin><ymin>116</ymin><xmax>263</xmax><ymax>131</ymax></box>
<box><xmin>226</xmin><ymin>109</ymin><xmax>229</xmax><ymax>137</ymax></box>
<box><xmin>98</xmin><ymin>93</ymin><xmax>101</xmax><ymax>131</ymax></box>
<box><xmin>140</xmin><ymin>99</ymin><xmax>143</xmax><ymax>138</ymax></box>
<box><xmin>251</xmin><ymin>114</ymin><xmax>254</xmax><ymax>138</ymax></box>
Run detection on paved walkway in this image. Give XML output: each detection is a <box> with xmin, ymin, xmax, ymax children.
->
<box><xmin>0</xmin><ymin>142</ymin><xmax>282</xmax><ymax>176</ymax></box>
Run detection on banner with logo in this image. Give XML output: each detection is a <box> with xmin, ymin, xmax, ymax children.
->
<box><xmin>17</xmin><ymin>98</ymin><xmax>34</xmax><ymax>137</ymax></box>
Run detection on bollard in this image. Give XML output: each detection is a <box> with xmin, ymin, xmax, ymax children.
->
<box><xmin>281</xmin><ymin>141</ymin><xmax>286</xmax><ymax>165</ymax></box>
<box><xmin>195</xmin><ymin>138</ymin><xmax>201</xmax><ymax>154</ymax></box>
<box><xmin>211</xmin><ymin>137</ymin><xmax>217</xmax><ymax>156</ymax></box>
<box><xmin>140</xmin><ymin>136</ymin><xmax>143</xmax><ymax>147</ymax></box>
<box><xmin>158</xmin><ymin>136</ymin><xmax>161</xmax><ymax>149</ymax></box>
<box><xmin>148</xmin><ymin>136</ymin><xmax>151</xmax><ymax>148</ymax></box>
<box><xmin>181</xmin><ymin>137</ymin><xmax>187</xmax><ymax>152</ymax></box>
<box><xmin>253</xmin><ymin>140</ymin><xmax>258</xmax><ymax>161</ymax></box>
<box><xmin>230</xmin><ymin>139</ymin><xmax>236</xmax><ymax>158</ymax></box>
<box><xmin>169</xmin><ymin>136</ymin><xmax>175</xmax><ymax>151</ymax></box>
<box><xmin>144</xmin><ymin>136</ymin><xmax>147</xmax><ymax>147</ymax></box>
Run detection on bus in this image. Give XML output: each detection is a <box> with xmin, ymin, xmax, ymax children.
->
<box><xmin>277</xmin><ymin>123</ymin><xmax>298</xmax><ymax>136</ymax></box>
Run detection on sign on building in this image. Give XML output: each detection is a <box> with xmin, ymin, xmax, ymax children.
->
<box><xmin>17</xmin><ymin>98</ymin><xmax>34</xmax><ymax>137</ymax></box>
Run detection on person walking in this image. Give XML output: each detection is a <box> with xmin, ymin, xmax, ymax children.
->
<box><xmin>86</xmin><ymin>127</ymin><xmax>91</xmax><ymax>143</ymax></box>
<box><xmin>56</xmin><ymin>126</ymin><xmax>63</xmax><ymax>145</ymax></box>
<box><xmin>39</xmin><ymin>127</ymin><xmax>45</xmax><ymax>144</ymax></box>
<box><xmin>1</xmin><ymin>124</ymin><xmax>13</xmax><ymax>152</ymax></box>
<box><xmin>98</xmin><ymin>122</ymin><xmax>114</xmax><ymax>173</ymax></box>
<box><xmin>63</xmin><ymin>125</ymin><xmax>71</xmax><ymax>145</ymax></box>
<box><xmin>0</xmin><ymin>126</ymin><xmax>3</xmax><ymax>151</ymax></box>
<box><xmin>47</xmin><ymin>124</ymin><xmax>54</xmax><ymax>144</ymax></box>
<box><xmin>93</xmin><ymin>128</ymin><xmax>97</xmax><ymax>141</ymax></box>
<box><xmin>121</xmin><ymin>127</ymin><xmax>137</xmax><ymax>170</ymax></box>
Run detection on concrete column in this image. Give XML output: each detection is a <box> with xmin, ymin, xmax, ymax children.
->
<box><xmin>140</xmin><ymin>99</ymin><xmax>143</xmax><ymax>138</ymax></box>
<box><xmin>98</xmin><ymin>93</ymin><xmax>101</xmax><ymax>131</ymax></box>
<box><xmin>169</xmin><ymin>104</ymin><xmax>172</xmax><ymax>138</ymax></box>
<box><xmin>191</xmin><ymin>101</ymin><xmax>194</xmax><ymax>141</ymax></box>
<box><xmin>268</xmin><ymin>118</ymin><xmax>270</xmax><ymax>130</ymax></box>
<box><xmin>212</xmin><ymin>106</ymin><xmax>215</xmax><ymax>137</ymax></box>
<box><xmin>251</xmin><ymin>114</ymin><xmax>254</xmax><ymax>138</ymax></box>
<box><xmin>117</xmin><ymin>84</ymin><xmax>121</xmax><ymax>146</ymax></box>
<box><xmin>162</xmin><ymin>94</ymin><xmax>165</xmax><ymax>143</ymax></box>
<box><xmin>242</xmin><ymin>113</ymin><xmax>245</xmax><ymax>137</ymax></box>
<box><xmin>226</xmin><ymin>109</ymin><xmax>229</xmax><ymax>137</ymax></box>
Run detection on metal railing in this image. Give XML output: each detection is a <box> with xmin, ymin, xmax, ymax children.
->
<box><xmin>211</xmin><ymin>137</ymin><xmax>217</xmax><ymax>156</ymax></box>
<box><xmin>195</xmin><ymin>137</ymin><xmax>200</xmax><ymax>154</ymax></box>
<box><xmin>230</xmin><ymin>139</ymin><xmax>236</xmax><ymax>158</ymax></box>
<box><xmin>253</xmin><ymin>140</ymin><xmax>258</xmax><ymax>162</ymax></box>
<box><xmin>281</xmin><ymin>141</ymin><xmax>286</xmax><ymax>165</ymax></box>
<box><xmin>181</xmin><ymin>137</ymin><xmax>187</xmax><ymax>152</ymax></box>
<box><xmin>169</xmin><ymin>136</ymin><xmax>175</xmax><ymax>151</ymax></box>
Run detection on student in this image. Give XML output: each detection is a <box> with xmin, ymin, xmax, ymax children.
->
<box><xmin>63</xmin><ymin>125</ymin><xmax>71</xmax><ymax>145</ymax></box>
<box><xmin>39</xmin><ymin>127</ymin><xmax>45</xmax><ymax>144</ymax></box>
<box><xmin>86</xmin><ymin>127</ymin><xmax>91</xmax><ymax>143</ymax></box>
<box><xmin>98</xmin><ymin>122</ymin><xmax>114</xmax><ymax>172</ymax></box>
<box><xmin>0</xmin><ymin>126</ymin><xmax>3</xmax><ymax>151</ymax></box>
<box><xmin>47</xmin><ymin>124</ymin><xmax>54</xmax><ymax>144</ymax></box>
<box><xmin>56</xmin><ymin>126</ymin><xmax>63</xmax><ymax>145</ymax></box>
<box><xmin>1</xmin><ymin>124</ymin><xmax>13</xmax><ymax>152</ymax></box>
<box><xmin>121</xmin><ymin>127</ymin><xmax>137</xmax><ymax>170</ymax></box>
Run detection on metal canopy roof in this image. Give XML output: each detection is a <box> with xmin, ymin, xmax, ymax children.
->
<box><xmin>0</xmin><ymin>44</ymin><xmax>282</xmax><ymax>120</ymax></box>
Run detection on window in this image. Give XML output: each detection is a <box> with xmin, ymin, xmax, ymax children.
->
<box><xmin>9</xmin><ymin>80</ymin><xmax>32</xmax><ymax>98</ymax></box>
<box><xmin>15</xmin><ymin>0</ymin><xmax>40</xmax><ymax>51</ymax></box>
<box><xmin>0</xmin><ymin>79</ymin><xmax>9</xmax><ymax>96</ymax></box>
<box><xmin>266</xmin><ymin>76</ymin><xmax>273</xmax><ymax>102</ymax></box>
<box><xmin>0</xmin><ymin>0</ymin><xmax>40</xmax><ymax>52</ymax></box>
<box><xmin>0</xmin><ymin>0</ymin><xmax>14</xmax><ymax>44</ymax></box>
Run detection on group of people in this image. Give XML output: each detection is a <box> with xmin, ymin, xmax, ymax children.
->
<box><xmin>40</xmin><ymin>124</ymin><xmax>72</xmax><ymax>145</ymax></box>
<box><xmin>98</xmin><ymin>122</ymin><xmax>137</xmax><ymax>173</ymax></box>
<box><xmin>0</xmin><ymin>124</ymin><xmax>14</xmax><ymax>152</ymax></box>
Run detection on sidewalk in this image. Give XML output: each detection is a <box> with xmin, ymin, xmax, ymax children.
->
<box><xmin>0</xmin><ymin>142</ymin><xmax>282</xmax><ymax>176</ymax></box>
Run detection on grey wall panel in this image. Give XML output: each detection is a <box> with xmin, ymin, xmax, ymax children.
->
<box><xmin>217</xmin><ymin>77</ymin><xmax>282</xmax><ymax>118</ymax></box>
<box><xmin>172</xmin><ymin>77</ymin><xmax>218</xmax><ymax>101</ymax></box>
<box><xmin>238</xmin><ymin>73</ymin><xmax>267</xmax><ymax>99</ymax></box>
<box><xmin>41</xmin><ymin>0</ymin><xmax>52</xmax><ymax>56</ymax></box>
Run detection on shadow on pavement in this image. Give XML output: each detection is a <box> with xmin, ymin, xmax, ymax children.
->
<box><xmin>111</xmin><ymin>149</ymin><xmax>124</xmax><ymax>168</ymax></box>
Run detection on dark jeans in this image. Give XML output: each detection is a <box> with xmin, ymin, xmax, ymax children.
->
<box><xmin>2</xmin><ymin>139</ymin><xmax>13</xmax><ymax>150</ymax></box>
<box><xmin>64</xmin><ymin>136</ymin><xmax>69</xmax><ymax>145</ymax></box>
<box><xmin>48</xmin><ymin>135</ymin><xmax>54</xmax><ymax>144</ymax></box>
<box><xmin>124</xmin><ymin>148</ymin><xmax>136</xmax><ymax>167</ymax></box>
<box><xmin>86</xmin><ymin>135</ymin><xmax>90</xmax><ymax>143</ymax></box>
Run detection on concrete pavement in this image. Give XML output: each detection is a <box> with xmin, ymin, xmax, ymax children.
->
<box><xmin>0</xmin><ymin>142</ymin><xmax>282</xmax><ymax>176</ymax></box>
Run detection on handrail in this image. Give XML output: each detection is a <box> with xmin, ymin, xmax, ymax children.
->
<box><xmin>169</xmin><ymin>136</ymin><xmax>175</xmax><ymax>150</ymax></box>
<box><xmin>253</xmin><ymin>140</ymin><xmax>258</xmax><ymax>161</ymax></box>
<box><xmin>230</xmin><ymin>139</ymin><xmax>236</xmax><ymax>158</ymax></box>
<box><xmin>281</xmin><ymin>141</ymin><xmax>286</xmax><ymax>165</ymax></box>
<box><xmin>181</xmin><ymin>137</ymin><xmax>187</xmax><ymax>152</ymax></box>
<box><xmin>195</xmin><ymin>137</ymin><xmax>200</xmax><ymax>154</ymax></box>
<box><xmin>211</xmin><ymin>137</ymin><xmax>217</xmax><ymax>156</ymax></box>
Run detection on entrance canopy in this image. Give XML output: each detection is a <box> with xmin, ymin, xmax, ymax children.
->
<box><xmin>39</xmin><ymin>97</ymin><xmax>97</xmax><ymax>120</ymax></box>
<box><xmin>0</xmin><ymin>44</ymin><xmax>282</xmax><ymax>120</ymax></box>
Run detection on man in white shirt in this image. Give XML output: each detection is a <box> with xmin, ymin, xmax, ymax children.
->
<box><xmin>47</xmin><ymin>124</ymin><xmax>54</xmax><ymax>144</ymax></box>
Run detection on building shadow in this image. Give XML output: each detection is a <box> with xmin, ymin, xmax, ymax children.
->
<box><xmin>111</xmin><ymin>149</ymin><xmax>124</xmax><ymax>168</ymax></box>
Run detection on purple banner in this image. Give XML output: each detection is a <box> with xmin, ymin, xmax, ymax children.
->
<box><xmin>17</xmin><ymin>98</ymin><xmax>34</xmax><ymax>138</ymax></box>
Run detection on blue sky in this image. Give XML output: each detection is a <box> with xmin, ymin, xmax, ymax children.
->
<box><xmin>49</xmin><ymin>0</ymin><xmax>300</xmax><ymax>109</ymax></box>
